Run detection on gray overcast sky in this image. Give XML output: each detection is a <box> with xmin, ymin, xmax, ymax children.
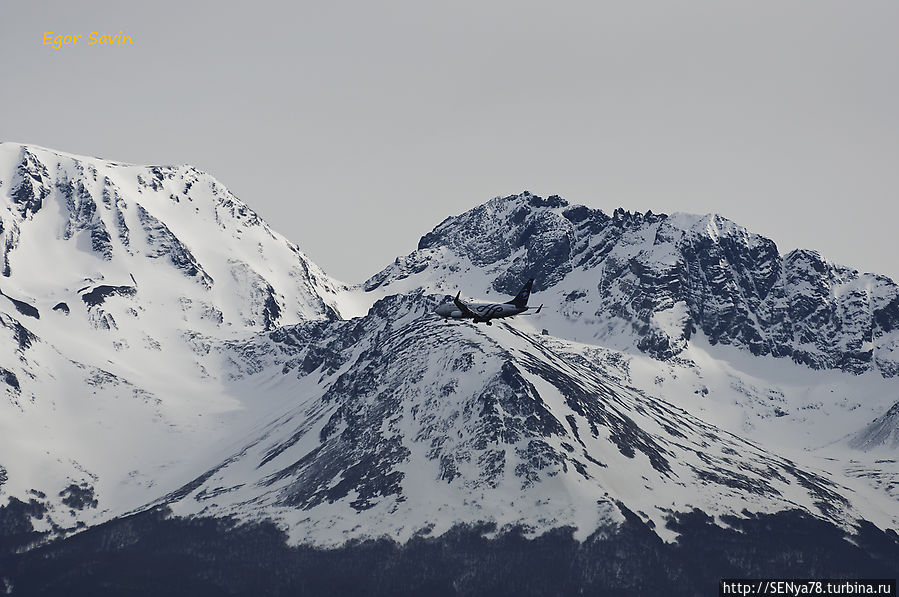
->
<box><xmin>1</xmin><ymin>1</ymin><xmax>897</xmax><ymax>283</ymax></box>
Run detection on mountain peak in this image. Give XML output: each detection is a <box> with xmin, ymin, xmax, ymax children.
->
<box><xmin>373</xmin><ymin>192</ymin><xmax>899</xmax><ymax>377</ymax></box>
<box><xmin>0</xmin><ymin>143</ymin><xmax>348</xmax><ymax>332</ymax></box>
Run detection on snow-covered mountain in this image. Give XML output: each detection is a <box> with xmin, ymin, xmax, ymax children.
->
<box><xmin>0</xmin><ymin>142</ymin><xmax>345</xmax><ymax>328</ymax></box>
<box><xmin>361</xmin><ymin>191</ymin><xmax>899</xmax><ymax>446</ymax></box>
<box><xmin>153</xmin><ymin>292</ymin><xmax>897</xmax><ymax>548</ymax></box>
<box><xmin>0</xmin><ymin>142</ymin><xmax>348</xmax><ymax>539</ymax></box>
<box><xmin>366</xmin><ymin>192</ymin><xmax>899</xmax><ymax>377</ymax></box>
<box><xmin>1</xmin><ymin>152</ymin><xmax>897</xmax><ymax>593</ymax></box>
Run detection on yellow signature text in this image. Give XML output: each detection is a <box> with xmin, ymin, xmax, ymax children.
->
<box><xmin>43</xmin><ymin>31</ymin><xmax>133</xmax><ymax>49</ymax></box>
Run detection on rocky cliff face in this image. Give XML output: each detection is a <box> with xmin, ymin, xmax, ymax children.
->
<box><xmin>0</xmin><ymin>143</ymin><xmax>345</xmax><ymax>331</ymax></box>
<box><xmin>157</xmin><ymin>292</ymin><xmax>879</xmax><ymax>547</ymax></box>
<box><xmin>368</xmin><ymin>192</ymin><xmax>899</xmax><ymax>376</ymax></box>
<box><xmin>0</xmin><ymin>143</ymin><xmax>350</xmax><ymax>546</ymax></box>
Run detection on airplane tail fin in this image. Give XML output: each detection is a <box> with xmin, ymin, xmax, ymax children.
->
<box><xmin>505</xmin><ymin>279</ymin><xmax>534</xmax><ymax>308</ymax></box>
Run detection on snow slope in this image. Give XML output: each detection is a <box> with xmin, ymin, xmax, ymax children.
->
<box><xmin>0</xmin><ymin>142</ymin><xmax>347</xmax><ymax>533</ymax></box>
<box><xmin>159</xmin><ymin>294</ymin><xmax>899</xmax><ymax>546</ymax></box>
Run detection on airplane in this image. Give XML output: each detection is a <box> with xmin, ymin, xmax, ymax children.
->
<box><xmin>435</xmin><ymin>279</ymin><xmax>542</xmax><ymax>325</ymax></box>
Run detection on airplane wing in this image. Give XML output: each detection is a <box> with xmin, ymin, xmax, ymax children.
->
<box><xmin>453</xmin><ymin>292</ymin><xmax>479</xmax><ymax>318</ymax></box>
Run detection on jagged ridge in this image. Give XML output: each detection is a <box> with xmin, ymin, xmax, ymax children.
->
<box><xmin>368</xmin><ymin>192</ymin><xmax>899</xmax><ymax>376</ymax></box>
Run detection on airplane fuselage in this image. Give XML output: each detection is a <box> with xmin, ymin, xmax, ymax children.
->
<box><xmin>435</xmin><ymin>301</ymin><xmax>527</xmax><ymax>323</ymax></box>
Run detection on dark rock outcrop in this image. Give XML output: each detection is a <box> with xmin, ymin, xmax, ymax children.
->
<box><xmin>372</xmin><ymin>193</ymin><xmax>899</xmax><ymax>376</ymax></box>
